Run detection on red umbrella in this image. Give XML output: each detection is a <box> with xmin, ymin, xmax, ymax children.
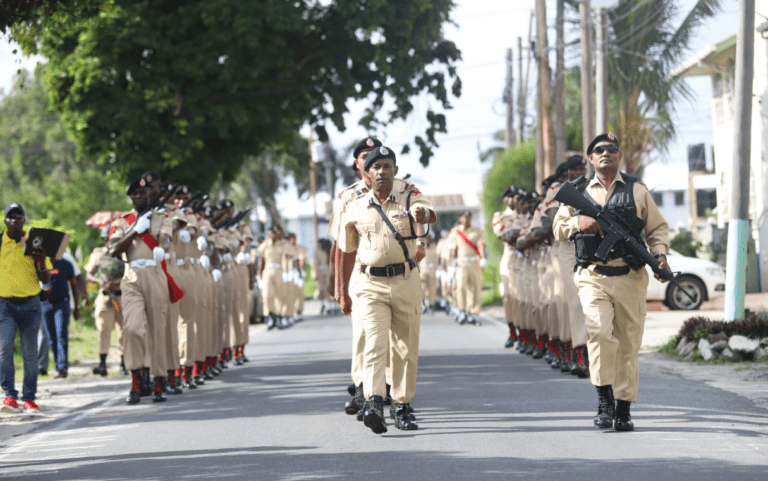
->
<box><xmin>85</xmin><ymin>211</ymin><xmax>122</xmax><ymax>228</ymax></box>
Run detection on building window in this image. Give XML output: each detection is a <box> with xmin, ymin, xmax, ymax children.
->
<box><xmin>696</xmin><ymin>189</ymin><xmax>717</xmax><ymax>217</ymax></box>
<box><xmin>674</xmin><ymin>191</ymin><xmax>685</xmax><ymax>206</ymax></box>
<box><xmin>652</xmin><ymin>192</ymin><xmax>664</xmax><ymax>206</ymax></box>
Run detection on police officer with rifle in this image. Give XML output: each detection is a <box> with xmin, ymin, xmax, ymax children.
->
<box><xmin>553</xmin><ymin>132</ymin><xmax>672</xmax><ymax>432</ymax></box>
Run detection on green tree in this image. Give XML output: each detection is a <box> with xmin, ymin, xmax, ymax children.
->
<box><xmin>11</xmin><ymin>0</ymin><xmax>461</xmax><ymax>191</ymax></box>
<box><xmin>481</xmin><ymin>141</ymin><xmax>536</xmax><ymax>256</ymax></box>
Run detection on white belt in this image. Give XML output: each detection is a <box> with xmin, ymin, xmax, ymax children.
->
<box><xmin>423</xmin><ymin>263</ymin><xmax>436</xmax><ymax>268</ymax></box>
<box><xmin>188</xmin><ymin>257</ymin><xmax>196</xmax><ymax>264</ymax></box>
<box><xmin>266</xmin><ymin>263</ymin><xmax>281</xmax><ymax>269</ymax></box>
<box><xmin>177</xmin><ymin>258</ymin><xmax>185</xmax><ymax>266</ymax></box>
<box><xmin>129</xmin><ymin>259</ymin><xmax>157</xmax><ymax>269</ymax></box>
<box><xmin>164</xmin><ymin>252</ymin><xmax>171</xmax><ymax>260</ymax></box>
<box><xmin>459</xmin><ymin>257</ymin><xmax>478</xmax><ymax>263</ymax></box>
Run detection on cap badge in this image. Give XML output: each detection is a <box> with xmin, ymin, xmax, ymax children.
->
<box><xmin>366</xmin><ymin>138</ymin><xmax>374</xmax><ymax>147</ymax></box>
<box><xmin>146</xmin><ymin>175</ymin><xmax>153</xmax><ymax>182</ymax></box>
<box><xmin>139</xmin><ymin>179</ymin><xmax>146</xmax><ymax>187</ymax></box>
<box><xmin>607</xmin><ymin>132</ymin><xmax>615</xmax><ymax>141</ymax></box>
<box><xmin>380</xmin><ymin>147</ymin><xmax>389</xmax><ymax>155</ymax></box>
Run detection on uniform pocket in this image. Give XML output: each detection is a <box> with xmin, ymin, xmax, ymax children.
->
<box><xmin>357</xmin><ymin>223</ymin><xmax>377</xmax><ymax>250</ymax></box>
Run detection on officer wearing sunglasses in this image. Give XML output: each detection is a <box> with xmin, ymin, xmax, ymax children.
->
<box><xmin>553</xmin><ymin>132</ymin><xmax>671</xmax><ymax>433</ymax></box>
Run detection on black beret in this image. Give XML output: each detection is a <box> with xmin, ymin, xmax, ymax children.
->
<box><xmin>522</xmin><ymin>191</ymin><xmax>539</xmax><ymax>202</ymax></box>
<box><xmin>501</xmin><ymin>186</ymin><xmax>514</xmax><ymax>198</ymax></box>
<box><xmin>364</xmin><ymin>146</ymin><xmax>396</xmax><ymax>171</ymax></box>
<box><xmin>127</xmin><ymin>177</ymin><xmax>144</xmax><ymax>195</ymax></box>
<box><xmin>141</xmin><ymin>171</ymin><xmax>161</xmax><ymax>184</ymax></box>
<box><xmin>586</xmin><ymin>132</ymin><xmax>619</xmax><ymax>156</ymax></box>
<box><xmin>556</xmin><ymin>155</ymin><xmax>587</xmax><ymax>178</ymax></box>
<box><xmin>542</xmin><ymin>174</ymin><xmax>557</xmax><ymax>187</ymax></box>
<box><xmin>352</xmin><ymin>137</ymin><xmax>383</xmax><ymax>159</ymax></box>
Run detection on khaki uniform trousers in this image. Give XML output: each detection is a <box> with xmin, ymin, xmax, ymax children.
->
<box><xmin>294</xmin><ymin>281</ymin><xmax>304</xmax><ymax>313</ymax></box>
<box><xmin>281</xmin><ymin>275</ymin><xmax>296</xmax><ymax>318</ymax></box>
<box><xmin>558</xmin><ymin>244</ymin><xmax>588</xmax><ymax>347</ymax></box>
<box><xmin>357</xmin><ymin>269</ymin><xmax>421</xmax><ymax>403</ymax></box>
<box><xmin>192</xmin><ymin>262</ymin><xmax>212</xmax><ymax>362</ymax></box>
<box><xmin>94</xmin><ymin>291</ymin><xmax>123</xmax><ymax>355</ymax></box>
<box><xmin>261</xmin><ymin>267</ymin><xmax>282</xmax><ymax>316</ymax></box>
<box><xmin>520</xmin><ymin>257</ymin><xmax>535</xmax><ymax>332</ymax></box>
<box><xmin>316</xmin><ymin>267</ymin><xmax>331</xmax><ymax>301</ymax></box>
<box><xmin>509</xmin><ymin>255</ymin><xmax>522</xmax><ymax>326</ymax></box>
<box><xmin>211</xmin><ymin>274</ymin><xmax>224</xmax><ymax>356</ymax></box>
<box><xmin>164</xmin><ymin>264</ymin><xmax>182</xmax><ymax>371</ymax></box>
<box><xmin>236</xmin><ymin>264</ymin><xmax>251</xmax><ymax>345</ymax></box>
<box><xmin>174</xmin><ymin>262</ymin><xmax>197</xmax><ymax>366</ymax></box>
<box><xmin>456</xmin><ymin>260</ymin><xmax>482</xmax><ymax>315</ymax></box>
<box><xmin>537</xmin><ymin>248</ymin><xmax>554</xmax><ymax>337</ymax></box>
<box><xmin>120</xmin><ymin>266</ymin><xmax>171</xmax><ymax>377</ymax></box>
<box><xmin>227</xmin><ymin>265</ymin><xmax>243</xmax><ymax>347</ymax></box>
<box><xmin>420</xmin><ymin>267</ymin><xmax>436</xmax><ymax>306</ymax></box>
<box><xmin>550</xmin><ymin>243</ymin><xmax>570</xmax><ymax>341</ymax></box>
<box><xmin>221</xmin><ymin>266</ymin><xmax>234</xmax><ymax>350</ymax></box>
<box><xmin>350</xmin><ymin>269</ymin><xmax>393</xmax><ymax>387</ymax></box>
<box><xmin>575</xmin><ymin>266</ymin><xmax>649</xmax><ymax>402</ymax></box>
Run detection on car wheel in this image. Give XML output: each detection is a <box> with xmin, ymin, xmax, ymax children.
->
<box><xmin>665</xmin><ymin>275</ymin><xmax>706</xmax><ymax>310</ymax></box>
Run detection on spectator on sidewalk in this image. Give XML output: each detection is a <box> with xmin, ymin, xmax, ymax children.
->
<box><xmin>0</xmin><ymin>204</ymin><xmax>52</xmax><ymax>414</ymax></box>
<box><xmin>38</xmin><ymin>251</ymin><xmax>85</xmax><ymax>376</ymax></box>
<box><xmin>41</xmin><ymin>256</ymin><xmax>83</xmax><ymax>379</ymax></box>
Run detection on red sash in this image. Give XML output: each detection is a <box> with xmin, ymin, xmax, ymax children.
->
<box><xmin>124</xmin><ymin>213</ymin><xmax>185</xmax><ymax>304</ymax></box>
<box><xmin>456</xmin><ymin>229</ymin><xmax>482</xmax><ymax>257</ymax></box>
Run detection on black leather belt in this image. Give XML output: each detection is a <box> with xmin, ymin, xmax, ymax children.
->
<box><xmin>2</xmin><ymin>295</ymin><xmax>38</xmax><ymax>305</ymax></box>
<box><xmin>103</xmin><ymin>290</ymin><xmax>122</xmax><ymax>296</ymax></box>
<box><xmin>593</xmin><ymin>265</ymin><xmax>630</xmax><ymax>277</ymax></box>
<box><xmin>362</xmin><ymin>258</ymin><xmax>417</xmax><ymax>278</ymax></box>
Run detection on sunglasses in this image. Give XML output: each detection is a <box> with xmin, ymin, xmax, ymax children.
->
<box><xmin>593</xmin><ymin>144</ymin><xmax>619</xmax><ymax>155</ymax></box>
<box><xmin>6</xmin><ymin>213</ymin><xmax>23</xmax><ymax>220</ymax></box>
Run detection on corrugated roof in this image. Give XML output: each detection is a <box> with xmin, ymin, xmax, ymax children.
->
<box><xmin>672</xmin><ymin>34</ymin><xmax>737</xmax><ymax>78</ymax></box>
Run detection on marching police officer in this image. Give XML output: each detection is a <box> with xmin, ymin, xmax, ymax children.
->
<box><xmin>553</xmin><ymin>132</ymin><xmax>670</xmax><ymax>431</ymax></box>
<box><xmin>338</xmin><ymin>145</ymin><xmax>436</xmax><ymax>433</ymax></box>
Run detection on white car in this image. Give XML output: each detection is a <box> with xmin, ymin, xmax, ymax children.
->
<box><xmin>645</xmin><ymin>249</ymin><xmax>726</xmax><ymax>310</ymax></box>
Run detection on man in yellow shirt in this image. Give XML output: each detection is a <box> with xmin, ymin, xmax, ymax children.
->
<box><xmin>0</xmin><ymin>204</ymin><xmax>52</xmax><ymax>414</ymax></box>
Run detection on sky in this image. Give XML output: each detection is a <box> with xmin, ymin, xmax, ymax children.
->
<box><xmin>0</xmin><ymin>0</ymin><xmax>741</xmax><ymax>217</ymax></box>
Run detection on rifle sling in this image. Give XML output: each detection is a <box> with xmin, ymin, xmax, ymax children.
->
<box><xmin>369</xmin><ymin>199</ymin><xmax>410</xmax><ymax>263</ymax></box>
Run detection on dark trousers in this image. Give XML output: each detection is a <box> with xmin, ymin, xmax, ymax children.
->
<box><xmin>43</xmin><ymin>300</ymin><xmax>71</xmax><ymax>371</ymax></box>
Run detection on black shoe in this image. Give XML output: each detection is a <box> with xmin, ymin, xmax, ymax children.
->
<box><xmin>357</xmin><ymin>399</ymin><xmax>368</xmax><ymax>422</ymax></box>
<box><xmin>119</xmin><ymin>365</ymin><xmax>129</xmax><ymax>376</ymax></box>
<box><xmin>345</xmin><ymin>384</ymin><xmax>365</xmax><ymax>415</ymax></box>
<box><xmin>203</xmin><ymin>370</ymin><xmax>214</xmax><ymax>381</ymax></box>
<box><xmin>234</xmin><ymin>357</ymin><xmax>243</xmax><ymax>366</ymax></box>
<box><xmin>126</xmin><ymin>390</ymin><xmax>141</xmax><ymax>405</ymax></box>
<box><xmin>363</xmin><ymin>396</ymin><xmax>388</xmax><ymax>434</ymax></box>
<box><xmin>347</xmin><ymin>383</ymin><xmax>356</xmax><ymax>396</ymax></box>
<box><xmin>211</xmin><ymin>366</ymin><xmax>222</xmax><ymax>376</ymax></box>
<box><xmin>39</xmin><ymin>368</ymin><xmax>48</xmax><ymax>376</ymax></box>
<box><xmin>532</xmin><ymin>348</ymin><xmax>545</xmax><ymax>359</ymax></box>
<box><xmin>560</xmin><ymin>361</ymin><xmax>572</xmax><ymax>373</ymax></box>
<box><xmin>525</xmin><ymin>344</ymin><xmax>535</xmax><ymax>355</ymax></box>
<box><xmin>391</xmin><ymin>402</ymin><xmax>418</xmax><ymax>430</ymax></box>
<box><xmin>571</xmin><ymin>364</ymin><xmax>589</xmax><ymax>378</ymax></box>
<box><xmin>615</xmin><ymin>400</ymin><xmax>634</xmax><ymax>431</ymax></box>
<box><xmin>164</xmin><ymin>379</ymin><xmax>183</xmax><ymax>395</ymax></box>
<box><xmin>93</xmin><ymin>365</ymin><xmax>108</xmax><ymax>376</ymax></box>
<box><xmin>241</xmin><ymin>354</ymin><xmax>249</xmax><ymax>363</ymax></box>
<box><xmin>218</xmin><ymin>360</ymin><xmax>228</xmax><ymax>370</ymax></box>
<box><xmin>182</xmin><ymin>378</ymin><xmax>197</xmax><ymax>389</ymax></box>
<box><xmin>194</xmin><ymin>376</ymin><xmax>205</xmax><ymax>386</ymax></box>
<box><xmin>550</xmin><ymin>358</ymin><xmax>562</xmax><ymax>369</ymax></box>
<box><xmin>152</xmin><ymin>391</ymin><xmax>167</xmax><ymax>403</ymax></box>
<box><xmin>504</xmin><ymin>336</ymin><xmax>517</xmax><ymax>348</ymax></box>
<box><xmin>140</xmin><ymin>383</ymin><xmax>153</xmax><ymax>397</ymax></box>
<box><xmin>267</xmin><ymin>314</ymin><xmax>276</xmax><ymax>330</ymax></box>
<box><xmin>383</xmin><ymin>384</ymin><xmax>392</xmax><ymax>405</ymax></box>
<box><xmin>594</xmin><ymin>385</ymin><xmax>615</xmax><ymax>429</ymax></box>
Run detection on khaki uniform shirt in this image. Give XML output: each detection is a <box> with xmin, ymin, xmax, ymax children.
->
<box><xmin>327</xmin><ymin>179</ymin><xmax>369</xmax><ymax>241</ymax></box>
<box><xmin>493</xmin><ymin>207</ymin><xmax>515</xmax><ymax>276</ymax></box>
<box><xmin>451</xmin><ymin>226</ymin><xmax>484</xmax><ymax>261</ymax></box>
<box><xmin>108</xmin><ymin>209</ymin><xmax>173</xmax><ymax>266</ymax></box>
<box><xmin>258</xmin><ymin>238</ymin><xmax>285</xmax><ymax>270</ymax></box>
<box><xmin>338</xmin><ymin>187</ymin><xmax>434</xmax><ymax>267</ymax></box>
<box><xmin>552</xmin><ymin>175</ymin><xmax>670</xmax><ymax>269</ymax></box>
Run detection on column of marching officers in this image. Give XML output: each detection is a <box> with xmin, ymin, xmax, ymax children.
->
<box><xmin>94</xmin><ymin>170</ymin><xmax>301</xmax><ymax>404</ymax></box>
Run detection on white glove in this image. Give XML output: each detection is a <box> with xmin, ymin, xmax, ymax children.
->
<box><xmin>178</xmin><ymin>230</ymin><xmax>191</xmax><ymax>243</ymax></box>
<box><xmin>499</xmin><ymin>281</ymin><xmax>505</xmax><ymax>297</ymax></box>
<box><xmin>229</xmin><ymin>225</ymin><xmax>237</xmax><ymax>233</ymax></box>
<box><xmin>295</xmin><ymin>277</ymin><xmax>305</xmax><ymax>288</ymax></box>
<box><xmin>254</xmin><ymin>279</ymin><xmax>261</xmax><ymax>290</ymax></box>
<box><xmin>152</xmin><ymin>247</ymin><xmax>165</xmax><ymax>263</ymax></box>
<box><xmin>447</xmin><ymin>266</ymin><xmax>456</xmax><ymax>282</ymax></box>
<box><xmin>196</xmin><ymin>236</ymin><xmax>208</xmax><ymax>251</ymax></box>
<box><xmin>224</xmin><ymin>253</ymin><xmax>233</xmax><ymax>263</ymax></box>
<box><xmin>212</xmin><ymin>269</ymin><xmax>222</xmax><ymax>282</ymax></box>
<box><xmin>294</xmin><ymin>269</ymin><xmax>302</xmax><ymax>282</ymax></box>
<box><xmin>199</xmin><ymin>255</ymin><xmax>210</xmax><ymax>271</ymax></box>
<box><xmin>134</xmin><ymin>211</ymin><xmax>152</xmax><ymax>234</ymax></box>
<box><xmin>479</xmin><ymin>258</ymin><xmax>487</xmax><ymax>268</ymax></box>
<box><xmin>282</xmin><ymin>271</ymin><xmax>290</xmax><ymax>283</ymax></box>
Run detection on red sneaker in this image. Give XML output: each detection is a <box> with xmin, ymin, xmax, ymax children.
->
<box><xmin>23</xmin><ymin>400</ymin><xmax>40</xmax><ymax>413</ymax></box>
<box><xmin>1</xmin><ymin>397</ymin><xmax>22</xmax><ymax>413</ymax></box>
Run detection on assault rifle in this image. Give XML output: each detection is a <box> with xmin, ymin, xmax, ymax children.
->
<box><xmin>554</xmin><ymin>181</ymin><xmax>697</xmax><ymax>303</ymax></box>
<box><xmin>125</xmin><ymin>183</ymin><xmax>179</xmax><ymax>235</ymax></box>
<box><xmin>192</xmin><ymin>195</ymin><xmax>209</xmax><ymax>215</ymax></box>
<box><xmin>223</xmin><ymin>208</ymin><xmax>251</xmax><ymax>230</ymax></box>
<box><xmin>179</xmin><ymin>190</ymin><xmax>202</xmax><ymax>210</ymax></box>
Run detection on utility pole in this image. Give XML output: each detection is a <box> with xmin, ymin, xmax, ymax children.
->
<box><xmin>595</xmin><ymin>7</ymin><xmax>608</xmax><ymax>133</ymax></box>
<box><xmin>580</xmin><ymin>0</ymin><xmax>595</xmax><ymax>152</ymax></box>
<box><xmin>504</xmin><ymin>48</ymin><xmax>514</xmax><ymax>149</ymax></box>
<box><xmin>516</xmin><ymin>36</ymin><xmax>524</xmax><ymax>144</ymax></box>
<box><xmin>535</xmin><ymin>0</ymin><xmax>554</xmax><ymax>186</ymax></box>
<box><xmin>555</xmin><ymin>0</ymin><xmax>566</xmax><ymax>168</ymax></box>
<box><xmin>307</xmin><ymin>130</ymin><xmax>320</xmax><ymax>252</ymax></box>
<box><xmin>724</xmin><ymin>0</ymin><xmax>755</xmax><ymax>322</ymax></box>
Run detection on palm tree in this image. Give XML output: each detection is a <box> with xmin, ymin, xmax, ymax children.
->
<box><xmin>604</xmin><ymin>0</ymin><xmax>722</xmax><ymax>176</ymax></box>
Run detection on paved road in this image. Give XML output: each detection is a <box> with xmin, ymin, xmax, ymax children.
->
<box><xmin>1</xmin><ymin>308</ymin><xmax>767</xmax><ymax>480</ymax></box>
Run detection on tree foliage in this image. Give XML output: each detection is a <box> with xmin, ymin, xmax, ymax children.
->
<box><xmin>481</xmin><ymin>141</ymin><xmax>536</xmax><ymax>256</ymax></box>
<box><xmin>11</xmin><ymin>0</ymin><xmax>461</xmax><ymax>191</ymax></box>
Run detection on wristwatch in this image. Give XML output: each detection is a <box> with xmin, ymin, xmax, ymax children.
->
<box><xmin>416</xmin><ymin>241</ymin><xmax>426</xmax><ymax>248</ymax></box>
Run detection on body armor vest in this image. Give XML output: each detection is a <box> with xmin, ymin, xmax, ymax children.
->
<box><xmin>571</xmin><ymin>173</ymin><xmax>647</xmax><ymax>270</ymax></box>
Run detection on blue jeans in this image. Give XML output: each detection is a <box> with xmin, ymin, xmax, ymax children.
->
<box><xmin>0</xmin><ymin>297</ymin><xmax>42</xmax><ymax>400</ymax></box>
<box><xmin>43</xmin><ymin>301</ymin><xmax>70</xmax><ymax>371</ymax></box>
<box><xmin>38</xmin><ymin>306</ymin><xmax>50</xmax><ymax>371</ymax></box>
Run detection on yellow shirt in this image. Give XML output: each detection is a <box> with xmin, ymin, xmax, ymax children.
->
<box><xmin>0</xmin><ymin>230</ymin><xmax>53</xmax><ymax>298</ymax></box>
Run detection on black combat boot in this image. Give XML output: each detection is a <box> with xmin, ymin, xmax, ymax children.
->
<box><xmin>182</xmin><ymin>366</ymin><xmax>197</xmax><ymax>389</ymax></box>
<box><xmin>383</xmin><ymin>384</ymin><xmax>392</xmax><ymax>405</ymax></box>
<box><xmin>164</xmin><ymin>370</ymin><xmax>183</xmax><ymax>395</ymax></box>
<box><xmin>126</xmin><ymin>369</ymin><xmax>142</xmax><ymax>405</ymax></box>
<box><xmin>152</xmin><ymin>377</ymin><xmax>168</xmax><ymax>403</ymax></box>
<box><xmin>363</xmin><ymin>395</ymin><xmax>388</xmax><ymax>434</ymax></box>
<box><xmin>119</xmin><ymin>355</ymin><xmax>129</xmax><ymax>375</ymax></box>
<box><xmin>615</xmin><ymin>400</ymin><xmax>634</xmax><ymax>431</ymax></box>
<box><xmin>570</xmin><ymin>346</ymin><xmax>589</xmax><ymax>378</ymax></box>
<box><xmin>560</xmin><ymin>342</ymin><xmax>572</xmax><ymax>373</ymax></box>
<box><xmin>391</xmin><ymin>401</ymin><xmax>418</xmax><ymax>430</ymax></box>
<box><xmin>594</xmin><ymin>385</ymin><xmax>615</xmax><ymax>429</ymax></box>
<box><xmin>140</xmin><ymin>368</ymin><xmax>153</xmax><ymax>397</ymax></box>
<box><xmin>357</xmin><ymin>398</ymin><xmax>368</xmax><ymax>422</ymax></box>
<box><xmin>345</xmin><ymin>384</ymin><xmax>365</xmax><ymax>415</ymax></box>
<box><xmin>93</xmin><ymin>354</ymin><xmax>108</xmax><ymax>376</ymax></box>
<box><xmin>347</xmin><ymin>383</ymin><xmax>356</xmax><ymax>396</ymax></box>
